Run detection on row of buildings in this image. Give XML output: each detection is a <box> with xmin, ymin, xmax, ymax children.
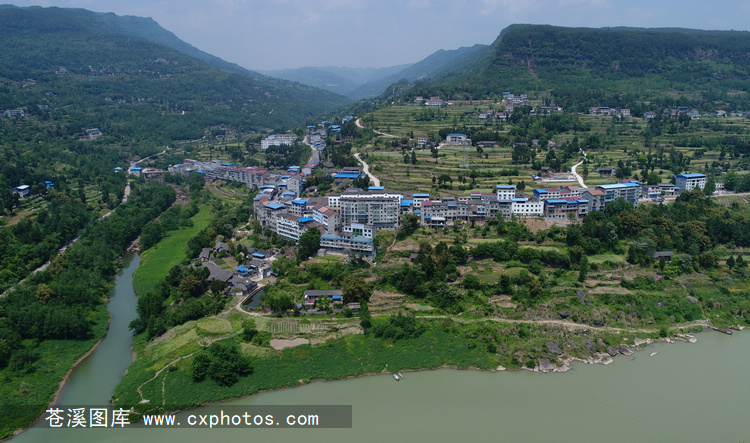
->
<box><xmin>252</xmin><ymin>173</ymin><xmax>710</xmax><ymax>254</ymax></box>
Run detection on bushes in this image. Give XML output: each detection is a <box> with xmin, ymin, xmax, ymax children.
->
<box><xmin>371</xmin><ymin>312</ymin><xmax>425</xmax><ymax>341</ymax></box>
<box><xmin>191</xmin><ymin>341</ymin><xmax>253</xmax><ymax>387</ymax></box>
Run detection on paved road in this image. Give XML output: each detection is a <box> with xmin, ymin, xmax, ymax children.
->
<box><xmin>570</xmin><ymin>150</ymin><xmax>587</xmax><ymax>188</ymax></box>
<box><xmin>354</xmin><ymin>152</ymin><xmax>380</xmax><ymax>187</ymax></box>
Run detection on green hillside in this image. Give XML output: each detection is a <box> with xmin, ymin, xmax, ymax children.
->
<box><xmin>410</xmin><ymin>25</ymin><xmax>750</xmax><ymax>111</ymax></box>
<box><xmin>0</xmin><ymin>5</ymin><xmax>350</xmax><ymax>138</ymax></box>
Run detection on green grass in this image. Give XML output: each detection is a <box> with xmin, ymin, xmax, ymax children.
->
<box><xmin>588</xmin><ymin>253</ymin><xmax>627</xmax><ymax>264</ymax></box>
<box><xmin>0</xmin><ymin>305</ymin><xmax>108</xmax><ymax>439</ymax></box>
<box><xmin>132</xmin><ymin>205</ymin><xmax>212</xmax><ymax>296</ymax></box>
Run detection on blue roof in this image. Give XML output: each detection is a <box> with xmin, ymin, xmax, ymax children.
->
<box><xmin>299</xmin><ymin>217</ymin><xmax>314</xmax><ymax>223</ymax></box>
<box><xmin>221</xmin><ymin>162</ymin><xmax>235</xmax><ymax>166</ymax></box>
<box><xmin>401</xmin><ymin>200</ymin><xmax>413</xmax><ymax>206</ymax></box>
<box><xmin>413</xmin><ymin>193</ymin><xmax>430</xmax><ymax>198</ymax></box>
<box><xmin>534</xmin><ymin>189</ymin><xmax>548</xmax><ymax>194</ymax></box>
<box><xmin>292</xmin><ymin>199</ymin><xmax>307</xmax><ymax>206</ymax></box>
<box><xmin>335</xmin><ymin>173</ymin><xmax>361</xmax><ymax>179</ymax></box>
<box><xmin>413</xmin><ymin>210</ymin><xmax>421</xmax><ymax>215</ymax></box>
<box><xmin>281</xmin><ymin>192</ymin><xmax>296</xmax><ymax>197</ymax></box>
<box><xmin>259</xmin><ymin>185</ymin><xmax>275</xmax><ymax>190</ymax></box>
<box><xmin>307</xmin><ymin>126</ymin><xmax>316</xmax><ymax>129</ymax></box>
<box><xmin>676</xmin><ymin>173</ymin><xmax>706</xmax><ymax>179</ymax></box>
<box><xmin>598</xmin><ymin>183</ymin><xmax>640</xmax><ymax>190</ymax></box>
<box><xmin>266</xmin><ymin>203</ymin><xmax>286</xmax><ymax>210</ymax></box>
<box><xmin>368</xmin><ymin>186</ymin><xmax>384</xmax><ymax>190</ymax></box>
<box><xmin>511</xmin><ymin>198</ymin><xmax>527</xmax><ymax>202</ymax></box>
<box><xmin>236</xmin><ymin>266</ymin><xmax>248</xmax><ymax>272</ymax></box>
<box><xmin>496</xmin><ymin>185</ymin><xmax>516</xmax><ymax>189</ymax></box>
<box><xmin>332</xmin><ymin>295</ymin><xmax>342</xmax><ymax>300</ymax></box>
<box><xmin>281</xmin><ymin>175</ymin><xmax>291</xmax><ymax>179</ymax></box>
<box><xmin>131</xmin><ymin>167</ymin><xmax>142</xmax><ymax>171</ymax></box>
<box><xmin>547</xmin><ymin>199</ymin><xmax>569</xmax><ymax>204</ymax></box>
<box><xmin>252</xmin><ymin>252</ymin><xmax>266</xmax><ymax>258</ymax></box>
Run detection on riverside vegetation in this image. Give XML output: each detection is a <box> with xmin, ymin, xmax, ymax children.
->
<box><xmin>1</xmin><ymin>5</ymin><xmax>750</xmax><ymax>435</ymax></box>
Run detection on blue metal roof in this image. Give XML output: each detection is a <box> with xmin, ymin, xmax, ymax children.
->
<box><xmin>413</xmin><ymin>193</ymin><xmax>430</xmax><ymax>198</ymax></box>
<box><xmin>511</xmin><ymin>198</ymin><xmax>527</xmax><ymax>202</ymax></box>
<box><xmin>259</xmin><ymin>185</ymin><xmax>274</xmax><ymax>190</ymax></box>
<box><xmin>401</xmin><ymin>200</ymin><xmax>413</xmax><ymax>206</ymax></box>
<box><xmin>496</xmin><ymin>185</ymin><xmax>516</xmax><ymax>189</ymax></box>
<box><xmin>449</xmin><ymin>133</ymin><xmax>466</xmax><ymax>137</ymax></box>
<box><xmin>236</xmin><ymin>266</ymin><xmax>248</xmax><ymax>272</ymax></box>
<box><xmin>413</xmin><ymin>210</ymin><xmax>421</xmax><ymax>215</ymax></box>
<box><xmin>534</xmin><ymin>189</ymin><xmax>547</xmax><ymax>194</ymax></box>
<box><xmin>221</xmin><ymin>162</ymin><xmax>235</xmax><ymax>166</ymax></box>
<box><xmin>266</xmin><ymin>203</ymin><xmax>286</xmax><ymax>210</ymax></box>
<box><xmin>291</xmin><ymin>199</ymin><xmax>308</xmax><ymax>206</ymax></box>
<box><xmin>252</xmin><ymin>252</ymin><xmax>266</xmax><ymax>258</ymax></box>
<box><xmin>676</xmin><ymin>173</ymin><xmax>706</xmax><ymax>179</ymax></box>
<box><xmin>368</xmin><ymin>186</ymin><xmax>385</xmax><ymax>190</ymax></box>
<box><xmin>335</xmin><ymin>173</ymin><xmax>361</xmax><ymax>179</ymax></box>
<box><xmin>298</xmin><ymin>217</ymin><xmax>314</xmax><ymax>223</ymax></box>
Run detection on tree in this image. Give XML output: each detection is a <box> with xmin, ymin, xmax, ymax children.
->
<box><xmin>411</xmin><ymin>150</ymin><xmax>417</xmax><ymax>165</ymax></box>
<box><xmin>191</xmin><ymin>353</ymin><xmax>211</xmax><ymax>382</ymax></box>
<box><xmin>342</xmin><ymin>275</ymin><xmax>371</xmax><ymax>303</ymax></box>
<box><xmin>242</xmin><ymin>319</ymin><xmax>258</xmax><ymax>342</ymax></box>
<box><xmin>359</xmin><ymin>300</ymin><xmax>372</xmax><ymax>331</ymax></box>
<box><xmin>727</xmin><ymin>255</ymin><xmax>736</xmax><ymax>268</ymax></box>
<box><xmin>578</xmin><ymin>256</ymin><xmax>589</xmax><ymax>282</ymax></box>
<box><xmin>297</xmin><ymin>228</ymin><xmax>321</xmax><ymax>261</ymax></box>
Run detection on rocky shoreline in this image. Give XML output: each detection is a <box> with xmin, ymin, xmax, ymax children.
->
<box><xmin>533</xmin><ymin>329</ymin><xmax>716</xmax><ymax>373</ymax></box>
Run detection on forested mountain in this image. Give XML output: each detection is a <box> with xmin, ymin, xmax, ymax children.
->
<box><xmin>261</xmin><ymin>65</ymin><xmax>411</xmax><ymax>97</ymax></box>
<box><xmin>0</xmin><ymin>5</ymin><xmax>351</xmax><ymax>137</ymax></box>
<box><xmin>407</xmin><ymin>25</ymin><xmax>750</xmax><ymax>111</ymax></box>
<box><xmin>348</xmin><ymin>44</ymin><xmax>488</xmax><ymax>99</ymax></box>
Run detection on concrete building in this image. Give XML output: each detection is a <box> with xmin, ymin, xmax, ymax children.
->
<box><xmin>261</xmin><ymin>133</ymin><xmax>297</xmax><ymax>151</ymax></box>
<box><xmin>496</xmin><ymin>184</ymin><xmax>516</xmax><ymax>201</ymax></box>
<box><xmin>675</xmin><ymin>173</ymin><xmax>707</xmax><ymax>192</ymax></box>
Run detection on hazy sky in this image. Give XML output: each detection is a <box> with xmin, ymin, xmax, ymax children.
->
<box><xmin>10</xmin><ymin>1</ymin><xmax>750</xmax><ymax>71</ymax></box>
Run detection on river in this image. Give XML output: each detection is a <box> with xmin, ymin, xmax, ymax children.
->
<box><xmin>14</xmin><ymin>253</ymin><xmax>750</xmax><ymax>442</ymax></box>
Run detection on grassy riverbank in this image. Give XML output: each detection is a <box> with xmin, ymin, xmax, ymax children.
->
<box><xmin>133</xmin><ymin>206</ymin><xmax>212</xmax><ymax>297</ymax></box>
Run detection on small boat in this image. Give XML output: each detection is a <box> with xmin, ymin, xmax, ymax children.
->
<box><xmin>630</xmin><ymin>357</ymin><xmax>635</xmax><ymax>361</ymax></box>
<box><xmin>650</xmin><ymin>352</ymin><xmax>658</xmax><ymax>357</ymax></box>
<box><xmin>397</xmin><ymin>372</ymin><xmax>404</xmax><ymax>379</ymax></box>
<box><xmin>393</xmin><ymin>373</ymin><xmax>400</xmax><ymax>381</ymax></box>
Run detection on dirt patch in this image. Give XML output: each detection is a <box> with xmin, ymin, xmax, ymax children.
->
<box><xmin>270</xmin><ymin>338</ymin><xmax>310</xmax><ymax>350</ymax></box>
<box><xmin>392</xmin><ymin>239</ymin><xmax>419</xmax><ymax>252</ymax></box>
<box><xmin>490</xmin><ymin>295</ymin><xmax>516</xmax><ymax>308</ymax></box>
<box><xmin>521</xmin><ymin>218</ymin><xmax>558</xmax><ymax>234</ymax></box>
<box><xmin>588</xmin><ymin>286</ymin><xmax>633</xmax><ymax>295</ymax></box>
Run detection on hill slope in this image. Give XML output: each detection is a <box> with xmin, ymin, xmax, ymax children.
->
<box><xmin>413</xmin><ymin>25</ymin><xmax>750</xmax><ymax>109</ymax></box>
<box><xmin>349</xmin><ymin>44</ymin><xmax>488</xmax><ymax>99</ymax></box>
<box><xmin>0</xmin><ymin>5</ymin><xmax>351</xmax><ymax>136</ymax></box>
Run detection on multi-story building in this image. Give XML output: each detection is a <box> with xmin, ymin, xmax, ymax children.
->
<box><xmin>544</xmin><ymin>197</ymin><xmax>589</xmax><ymax>220</ymax></box>
<box><xmin>511</xmin><ymin>198</ymin><xmax>544</xmax><ymax>217</ymax></box>
<box><xmin>319</xmin><ymin>234</ymin><xmax>375</xmax><ymax>257</ymax></box>
<box><xmin>312</xmin><ymin>204</ymin><xmax>341</xmax><ymax>234</ymax></box>
<box><xmin>597</xmin><ymin>182</ymin><xmax>642</xmax><ymax>208</ymax></box>
<box><xmin>339</xmin><ymin>192</ymin><xmax>401</xmax><ymax>232</ymax></box>
<box><xmin>445</xmin><ymin>133</ymin><xmax>470</xmax><ymax>145</ymax></box>
<box><xmin>581</xmin><ymin>188</ymin><xmax>606</xmax><ymax>212</ymax></box>
<box><xmin>675</xmin><ymin>173</ymin><xmax>707</xmax><ymax>192</ymax></box>
<box><xmin>496</xmin><ymin>184</ymin><xmax>516</xmax><ymax>200</ymax></box>
<box><xmin>261</xmin><ymin>133</ymin><xmax>297</xmax><ymax>151</ymax></box>
<box><xmin>275</xmin><ymin>214</ymin><xmax>324</xmax><ymax>242</ymax></box>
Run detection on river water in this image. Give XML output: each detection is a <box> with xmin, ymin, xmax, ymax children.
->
<box><xmin>14</xmin><ymin>254</ymin><xmax>750</xmax><ymax>442</ymax></box>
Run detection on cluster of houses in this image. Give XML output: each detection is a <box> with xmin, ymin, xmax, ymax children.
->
<box><xmin>591</xmin><ymin>106</ymin><xmax>750</xmax><ymax>120</ymax></box>
<box><xmin>195</xmin><ymin>241</ymin><xmax>272</xmax><ymax>297</ymax></box>
<box><xmin>10</xmin><ymin>181</ymin><xmax>55</xmax><ymax>199</ymax></box>
<box><xmin>252</xmin><ymin>172</ymin><xmax>711</xmax><ymax>252</ymax></box>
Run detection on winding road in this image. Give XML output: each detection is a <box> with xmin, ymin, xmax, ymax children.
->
<box><xmin>354</xmin><ymin>152</ymin><xmax>380</xmax><ymax>187</ymax></box>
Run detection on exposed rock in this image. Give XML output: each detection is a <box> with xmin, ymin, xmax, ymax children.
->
<box><xmin>633</xmin><ymin>338</ymin><xmax>648</xmax><ymax>347</ymax></box>
<box><xmin>655</xmin><ymin>301</ymin><xmax>669</xmax><ymax>307</ymax></box>
<box><xmin>558</xmin><ymin>311</ymin><xmax>570</xmax><ymax>319</ymax></box>
<box><xmin>607</xmin><ymin>346</ymin><xmax>619</xmax><ymax>356</ymax></box>
<box><xmin>496</xmin><ymin>365</ymin><xmax>507</xmax><ymax>371</ymax></box>
<box><xmin>593</xmin><ymin>320</ymin><xmax>605</xmax><ymax>327</ymax></box>
<box><xmin>576</xmin><ymin>289</ymin><xmax>591</xmax><ymax>305</ymax></box>
<box><xmin>618</xmin><ymin>345</ymin><xmax>633</xmax><ymax>355</ymax></box>
<box><xmin>538</xmin><ymin>359</ymin><xmax>557</xmax><ymax>372</ymax></box>
<box><xmin>597</xmin><ymin>338</ymin><xmax>606</xmax><ymax>347</ymax></box>
<box><xmin>687</xmin><ymin>296</ymin><xmax>699</xmax><ymax>305</ymax></box>
<box><xmin>546</xmin><ymin>341</ymin><xmax>564</xmax><ymax>355</ymax></box>
<box><xmin>582</xmin><ymin>338</ymin><xmax>598</xmax><ymax>354</ymax></box>
<box><xmin>602</xmin><ymin>357</ymin><xmax>614</xmax><ymax>365</ymax></box>
<box><xmin>685</xmin><ymin>335</ymin><xmax>698</xmax><ymax>344</ymax></box>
